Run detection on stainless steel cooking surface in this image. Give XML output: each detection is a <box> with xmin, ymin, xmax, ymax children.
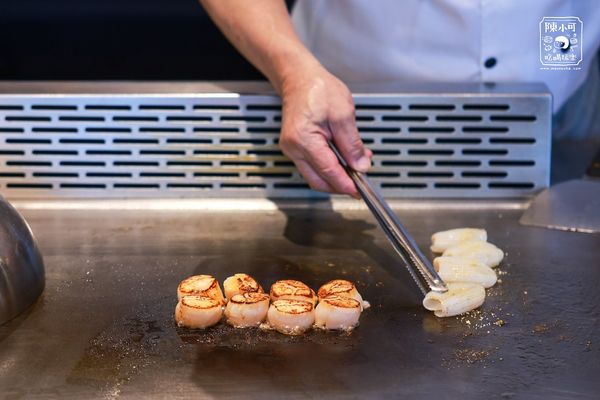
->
<box><xmin>0</xmin><ymin>200</ymin><xmax>598</xmax><ymax>399</ymax></box>
<box><xmin>0</xmin><ymin>81</ymin><xmax>551</xmax><ymax>199</ymax></box>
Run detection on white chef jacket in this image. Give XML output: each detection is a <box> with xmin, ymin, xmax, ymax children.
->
<box><xmin>292</xmin><ymin>0</ymin><xmax>600</xmax><ymax>137</ymax></box>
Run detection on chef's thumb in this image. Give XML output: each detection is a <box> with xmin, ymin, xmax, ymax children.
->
<box><xmin>331</xmin><ymin>122</ymin><xmax>372</xmax><ymax>173</ymax></box>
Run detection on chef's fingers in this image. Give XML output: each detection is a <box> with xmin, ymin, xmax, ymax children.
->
<box><xmin>293</xmin><ymin>159</ymin><xmax>336</xmax><ymax>193</ymax></box>
<box><xmin>300</xmin><ymin>135</ymin><xmax>359</xmax><ymax>197</ymax></box>
<box><xmin>328</xmin><ymin>111</ymin><xmax>372</xmax><ymax>173</ymax></box>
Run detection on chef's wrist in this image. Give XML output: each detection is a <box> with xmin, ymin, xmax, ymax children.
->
<box><xmin>269</xmin><ymin>49</ymin><xmax>324</xmax><ymax>96</ymax></box>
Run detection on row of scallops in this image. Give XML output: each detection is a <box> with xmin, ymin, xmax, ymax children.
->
<box><xmin>175</xmin><ymin>274</ymin><xmax>369</xmax><ymax>335</ymax></box>
<box><xmin>423</xmin><ymin>228</ymin><xmax>505</xmax><ymax>317</ymax></box>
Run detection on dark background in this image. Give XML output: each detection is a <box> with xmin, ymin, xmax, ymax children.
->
<box><xmin>0</xmin><ymin>0</ymin><xmax>295</xmax><ymax>80</ymax></box>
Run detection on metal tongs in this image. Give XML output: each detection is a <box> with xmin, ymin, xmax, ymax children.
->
<box><xmin>330</xmin><ymin>142</ymin><xmax>448</xmax><ymax>295</ymax></box>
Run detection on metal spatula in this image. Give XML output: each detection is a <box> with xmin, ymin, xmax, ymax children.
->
<box><xmin>520</xmin><ymin>148</ymin><xmax>600</xmax><ymax>233</ymax></box>
<box><xmin>329</xmin><ymin>143</ymin><xmax>448</xmax><ymax>295</ymax></box>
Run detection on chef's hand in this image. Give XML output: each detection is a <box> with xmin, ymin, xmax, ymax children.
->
<box><xmin>278</xmin><ymin>64</ymin><xmax>372</xmax><ymax>197</ymax></box>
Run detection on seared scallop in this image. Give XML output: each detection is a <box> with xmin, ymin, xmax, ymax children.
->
<box><xmin>177</xmin><ymin>275</ymin><xmax>225</xmax><ymax>304</ymax></box>
<box><xmin>223</xmin><ymin>273</ymin><xmax>263</xmax><ymax>300</ymax></box>
<box><xmin>314</xmin><ymin>295</ymin><xmax>361</xmax><ymax>331</ymax></box>
<box><xmin>270</xmin><ymin>280</ymin><xmax>317</xmax><ymax>306</ymax></box>
<box><xmin>224</xmin><ymin>292</ymin><xmax>270</xmax><ymax>328</ymax></box>
<box><xmin>317</xmin><ymin>279</ymin><xmax>363</xmax><ymax>303</ymax></box>
<box><xmin>175</xmin><ymin>295</ymin><xmax>223</xmax><ymax>329</ymax></box>
<box><xmin>267</xmin><ymin>299</ymin><xmax>315</xmax><ymax>335</ymax></box>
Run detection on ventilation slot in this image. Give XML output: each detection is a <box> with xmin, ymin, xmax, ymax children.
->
<box><xmin>6</xmin><ymin>139</ymin><xmax>51</xmax><ymax>144</ymax></box>
<box><xmin>87</xmin><ymin>172</ymin><xmax>132</xmax><ymax>178</ymax></box>
<box><xmin>166</xmin><ymin>116</ymin><xmax>212</xmax><ymax>122</ymax></box>
<box><xmin>0</xmin><ymin>105</ymin><xmax>24</xmax><ymax>110</ymax></box>
<box><xmin>168</xmin><ymin>183</ymin><xmax>213</xmax><ymax>189</ymax></box>
<box><xmin>463</xmin><ymin>126</ymin><xmax>508</xmax><ymax>133</ymax></box>
<box><xmin>221</xmin><ymin>116</ymin><xmax>267</xmax><ymax>122</ymax></box>
<box><xmin>59</xmin><ymin>116</ymin><xmax>104</xmax><ymax>122</ymax></box>
<box><xmin>167</xmin><ymin>161</ymin><xmax>211</xmax><ymax>167</ymax></box>
<box><xmin>34</xmin><ymin>172</ymin><xmax>78</xmax><ymax>178</ymax></box>
<box><xmin>195</xmin><ymin>105</ymin><xmax>240</xmax><ymax>111</ymax></box>
<box><xmin>490</xmin><ymin>115</ymin><xmax>536</xmax><ymax>122</ymax></box>
<box><xmin>382</xmin><ymin>138</ymin><xmax>427</xmax><ymax>144</ymax></box>
<box><xmin>382</xmin><ymin>116</ymin><xmax>428</xmax><ymax>122</ymax></box>
<box><xmin>31</xmin><ymin>105</ymin><xmax>77</xmax><ymax>110</ymax></box>
<box><xmin>85</xmin><ymin>105</ymin><xmax>131</xmax><ymax>110</ymax></box>
<box><xmin>222</xmin><ymin>183</ymin><xmax>267</xmax><ymax>189</ymax></box>
<box><xmin>436</xmin><ymin>160</ymin><xmax>481</xmax><ymax>167</ymax></box>
<box><xmin>489</xmin><ymin>160</ymin><xmax>535</xmax><ymax>166</ymax></box>
<box><xmin>408</xmin><ymin>172</ymin><xmax>453</xmax><ymax>178</ymax></box>
<box><xmin>488</xmin><ymin>182</ymin><xmax>535</xmax><ymax>189</ymax></box>
<box><xmin>434</xmin><ymin>183</ymin><xmax>480</xmax><ymax>189</ymax></box>
<box><xmin>7</xmin><ymin>161</ymin><xmax>52</xmax><ymax>166</ymax></box>
<box><xmin>140</xmin><ymin>172</ymin><xmax>186</xmax><ymax>178</ymax></box>
<box><xmin>5</xmin><ymin>116</ymin><xmax>51</xmax><ymax>122</ymax></box>
<box><xmin>115</xmin><ymin>161</ymin><xmax>160</xmax><ymax>167</ymax></box>
<box><xmin>61</xmin><ymin>183</ymin><xmax>106</xmax><ymax>189</ymax></box>
<box><xmin>408</xmin><ymin>149</ymin><xmax>454</xmax><ymax>155</ymax></box>
<box><xmin>463</xmin><ymin>104</ymin><xmax>509</xmax><ymax>111</ymax></box>
<box><xmin>409</xmin><ymin>104</ymin><xmax>455</xmax><ymax>110</ymax></box>
<box><xmin>7</xmin><ymin>183</ymin><xmax>52</xmax><ymax>189</ymax></box>
<box><xmin>489</xmin><ymin>138</ymin><xmax>535</xmax><ymax>144</ymax></box>
<box><xmin>408</xmin><ymin>127</ymin><xmax>454</xmax><ymax>134</ymax></box>
<box><xmin>355</xmin><ymin>104</ymin><xmax>401</xmax><ymax>111</ymax></box>
<box><xmin>113</xmin><ymin>116</ymin><xmax>159</xmax><ymax>122</ymax></box>
<box><xmin>462</xmin><ymin>171</ymin><xmax>508</xmax><ymax>178</ymax></box>
<box><xmin>381</xmin><ymin>183</ymin><xmax>427</xmax><ymax>189</ymax></box>
<box><xmin>139</xmin><ymin>105</ymin><xmax>185</xmax><ymax>111</ymax></box>
<box><xmin>0</xmin><ymin>128</ymin><xmax>24</xmax><ymax>133</ymax></box>
<box><xmin>358</xmin><ymin>127</ymin><xmax>400</xmax><ymax>133</ymax></box>
<box><xmin>436</xmin><ymin>116</ymin><xmax>482</xmax><ymax>122</ymax></box>
<box><xmin>61</xmin><ymin>161</ymin><xmax>105</xmax><ymax>166</ymax></box>
<box><xmin>462</xmin><ymin>149</ymin><xmax>508</xmax><ymax>156</ymax></box>
<box><xmin>436</xmin><ymin>138</ymin><xmax>481</xmax><ymax>144</ymax></box>
<box><xmin>246</xmin><ymin>105</ymin><xmax>280</xmax><ymax>111</ymax></box>
<box><xmin>382</xmin><ymin>161</ymin><xmax>427</xmax><ymax>167</ymax></box>
<box><xmin>86</xmin><ymin>127</ymin><xmax>131</xmax><ymax>133</ymax></box>
<box><xmin>248</xmin><ymin>172</ymin><xmax>293</xmax><ymax>178</ymax></box>
<box><xmin>140</xmin><ymin>127</ymin><xmax>185</xmax><ymax>133</ymax></box>
<box><xmin>33</xmin><ymin>127</ymin><xmax>78</xmax><ymax>133</ymax></box>
<box><xmin>32</xmin><ymin>150</ymin><xmax>78</xmax><ymax>155</ymax></box>
<box><xmin>167</xmin><ymin>139</ymin><xmax>211</xmax><ymax>144</ymax></box>
<box><xmin>114</xmin><ymin>183</ymin><xmax>160</xmax><ymax>189</ymax></box>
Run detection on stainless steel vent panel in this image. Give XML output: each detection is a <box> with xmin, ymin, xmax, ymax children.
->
<box><xmin>0</xmin><ymin>82</ymin><xmax>551</xmax><ymax>199</ymax></box>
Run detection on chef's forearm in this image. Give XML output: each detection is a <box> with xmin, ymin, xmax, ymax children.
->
<box><xmin>199</xmin><ymin>0</ymin><xmax>321</xmax><ymax>94</ymax></box>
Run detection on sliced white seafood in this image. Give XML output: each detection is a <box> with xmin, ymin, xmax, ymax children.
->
<box><xmin>224</xmin><ymin>292</ymin><xmax>270</xmax><ymax>328</ymax></box>
<box><xmin>317</xmin><ymin>279</ymin><xmax>363</xmax><ymax>303</ymax></box>
<box><xmin>270</xmin><ymin>280</ymin><xmax>317</xmax><ymax>306</ymax></box>
<box><xmin>423</xmin><ymin>282</ymin><xmax>486</xmax><ymax>317</ymax></box>
<box><xmin>175</xmin><ymin>295</ymin><xmax>223</xmax><ymax>329</ymax></box>
<box><xmin>442</xmin><ymin>241</ymin><xmax>504</xmax><ymax>268</ymax></box>
<box><xmin>177</xmin><ymin>274</ymin><xmax>225</xmax><ymax>304</ymax></box>
<box><xmin>267</xmin><ymin>299</ymin><xmax>315</xmax><ymax>335</ymax></box>
<box><xmin>433</xmin><ymin>256</ymin><xmax>497</xmax><ymax>288</ymax></box>
<box><xmin>223</xmin><ymin>273</ymin><xmax>263</xmax><ymax>300</ymax></box>
<box><xmin>314</xmin><ymin>295</ymin><xmax>361</xmax><ymax>331</ymax></box>
<box><xmin>430</xmin><ymin>228</ymin><xmax>487</xmax><ymax>253</ymax></box>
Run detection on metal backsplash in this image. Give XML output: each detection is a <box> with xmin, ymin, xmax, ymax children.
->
<box><xmin>0</xmin><ymin>81</ymin><xmax>551</xmax><ymax>199</ymax></box>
